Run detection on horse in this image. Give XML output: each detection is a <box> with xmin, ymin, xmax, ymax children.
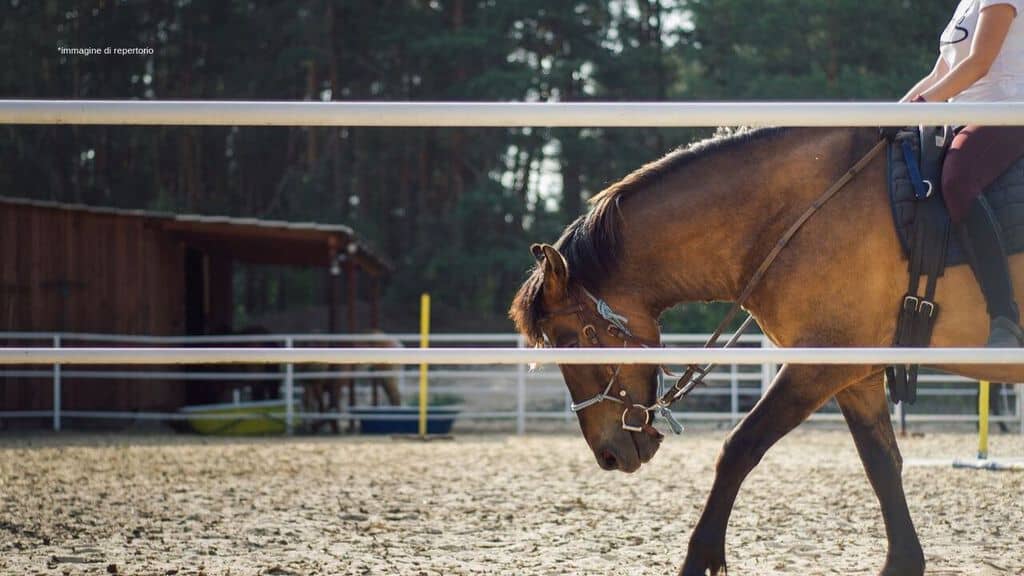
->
<box><xmin>188</xmin><ymin>324</ymin><xmax>279</xmax><ymax>407</ymax></box>
<box><xmin>303</xmin><ymin>333</ymin><xmax>402</xmax><ymax>433</ymax></box>
<box><xmin>509</xmin><ymin>127</ymin><xmax>1024</xmax><ymax>576</ymax></box>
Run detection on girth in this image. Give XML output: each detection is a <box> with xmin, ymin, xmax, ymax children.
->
<box><xmin>885</xmin><ymin>126</ymin><xmax>953</xmax><ymax>404</ymax></box>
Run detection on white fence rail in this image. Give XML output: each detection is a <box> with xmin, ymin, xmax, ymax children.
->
<box><xmin>1</xmin><ymin>332</ymin><xmax>1020</xmax><ymax>435</ymax></box>
<box><xmin>3</xmin><ymin>100</ymin><xmax>1024</xmax><ymax>127</ymax></box>
<box><xmin>5</xmin><ymin>347</ymin><xmax>1024</xmax><ymax>365</ymax></box>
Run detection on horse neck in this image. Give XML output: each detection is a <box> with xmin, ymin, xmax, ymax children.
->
<box><xmin>607</xmin><ymin>128</ymin><xmax>869</xmax><ymax>315</ymax></box>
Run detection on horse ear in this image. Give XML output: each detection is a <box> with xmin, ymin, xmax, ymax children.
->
<box><xmin>534</xmin><ymin>244</ymin><xmax>569</xmax><ymax>296</ymax></box>
<box><xmin>530</xmin><ymin>243</ymin><xmax>545</xmax><ymax>262</ymax></box>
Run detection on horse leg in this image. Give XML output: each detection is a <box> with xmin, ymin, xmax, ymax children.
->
<box><xmin>311</xmin><ymin>382</ymin><xmax>326</xmax><ymax>434</ymax></box>
<box><xmin>381</xmin><ymin>366</ymin><xmax>402</xmax><ymax>406</ymax></box>
<box><xmin>680</xmin><ymin>363</ymin><xmax>866</xmax><ymax>576</ymax></box>
<box><xmin>329</xmin><ymin>381</ymin><xmax>341</xmax><ymax>434</ymax></box>
<box><xmin>836</xmin><ymin>375</ymin><xmax>925</xmax><ymax>576</ymax></box>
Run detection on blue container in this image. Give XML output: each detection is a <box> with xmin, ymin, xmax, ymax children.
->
<box><xmin>350</xmin><ymin>406</ymin><xmax>459</xmax><ymax>435</ymax></box>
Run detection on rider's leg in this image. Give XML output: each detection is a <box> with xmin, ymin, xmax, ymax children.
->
<box><xmin>942</xmin><ymin>126</ymin><xmax>1024</xmax><ymax>347</ymax></box>
<box><xmin>957</xmin><ymin>197</ymin><xmax>1023</xmax><ymax>346</ymax></box>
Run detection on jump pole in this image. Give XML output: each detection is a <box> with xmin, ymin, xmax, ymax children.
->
<box><xmin>978</xmin><ymin>380</ymin><xmax>990</xmax><ymax>460</ymax></box>
<box><xmin>418</xmin><ymin>293</ymin><xmax>430</xmax><ymax>438</ymax></box>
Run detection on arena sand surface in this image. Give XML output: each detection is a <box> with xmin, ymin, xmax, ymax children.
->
<box><xmin>0</xmin><ymin>429</ymin><xmax>1021</xmax><ymax>576</ymax></box>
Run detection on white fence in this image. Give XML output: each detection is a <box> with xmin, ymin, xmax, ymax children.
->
<box><xmin>7</xmin><ymin>346</ymin><xmax>1024</xmax><ymax>365</ymax></box>
<box><xmin>2</xmin><ymin>100</ymin><xmax>1024</xmax><ymax>435</ymax></box>
<box><xmin>1</xmin><ymin>332</ymin><xmax>1020</xmax><ymax>436</ymax></box>
<box><xmin>3</xmin><ymin>100</ymin><xmax>1024</xmax><ymax>127</ymax></box>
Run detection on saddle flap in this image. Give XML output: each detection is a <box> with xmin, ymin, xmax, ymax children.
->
<box><xmin>889</xmin><ymin>127</ymin><xmax>968</xmax><ymax>268</ymax></box>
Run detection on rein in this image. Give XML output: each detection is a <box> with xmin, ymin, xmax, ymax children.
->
<box><xmin>546</xmin><ymin>138</ymin><xmax>886</xmax><ymax>435</ymax></box>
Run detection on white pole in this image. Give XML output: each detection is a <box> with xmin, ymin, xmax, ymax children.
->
<box><xmin>730</xmin><ymin>362</ymin><xmax>739</xmax><ymax>426</ymax></box>
<box><xmin>4</xmin><ymin>100</ymin><xmax>1024</xmax><ymax>127</ymax></box>
<box><xmin>769</xmin><ymin>339</ymin><xmax>780</xmax><ymax>387</ymax></box>
<box><xmin>1018</xmin><ymin>383</ymin><xmax>1024</xmax><ymax>435</ymax></box>
<box><xmin>7</xmin><ymin>346</ymin><xmax>1024</xmax><ymax>365</ymax></box>
<box><xmin>284</xmin><ymin>337</ymin><xmax>294</xmax><ymax>435</ymax></box>
<box><xmin>760</xmin><ymin>338</ymin><xmax>773</xmax><ymax>395</ymax></box>
<box><xmin>516</xmin><ymin>336</ymin><xmax>526</xmax><ymax>436</ymax></box>
<box><xmin>52</xmin><ymin>335</ymin><xmax>61</xmax><ymax>432</ymax></box>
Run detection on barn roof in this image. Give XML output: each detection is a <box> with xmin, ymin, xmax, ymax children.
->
<box><xmin>0</xmin><ymin>195</ymin><xmax>390</xmax><ymax>274</ymax></box>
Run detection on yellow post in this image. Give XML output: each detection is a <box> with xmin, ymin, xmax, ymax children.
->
<box><xmin>418</xmin><ymin>293</ymin><xmax>431</xmax><ymax>437</ymax></box>
<box><xmin>978</xmin><ymin>380</ymin><xmax>990</xmax><ymax>460</ymax></box>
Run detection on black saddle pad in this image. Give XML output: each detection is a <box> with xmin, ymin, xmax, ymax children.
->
<box><xmin>889</xmin><ymin>130</ymin><xmax>1024</xmax><ymax>268</ymax></box>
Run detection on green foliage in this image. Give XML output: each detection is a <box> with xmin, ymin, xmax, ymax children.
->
<box><xmin>683</xmin><ymin>0</ymin><xmax>949</xmax><ymax>99</ymax></box>
<box><xmin>0</xmin><ymin>0</ymin><xmax>952</xmax><ymax>333</ymax></box>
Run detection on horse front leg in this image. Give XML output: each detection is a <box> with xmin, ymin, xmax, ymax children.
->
<box><xmin>836</xmin><ymin>376</ymin><xmax>925</xmax><ymax>576</ymax></box>
<box><xmin>680</xmin><ymin>363</ymin><xmax>867</xmax><ymax>576</ymax></box>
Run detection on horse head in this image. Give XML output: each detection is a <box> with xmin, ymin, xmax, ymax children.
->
<box><xmin>511</xmin><ymin>242</ymin><xmax>663</xmax><ymax>473</ymax></box>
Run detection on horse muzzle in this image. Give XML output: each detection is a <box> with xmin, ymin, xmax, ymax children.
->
<box><xmin>594</xmin><ymin>427</ymin><xmax>662</xmax><ymax>473</ymax></box>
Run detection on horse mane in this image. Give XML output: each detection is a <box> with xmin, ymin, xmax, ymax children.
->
<box><xmin>510</xmin><ymin>127</ymin><xmax>791</xmax><ymax>345</ymax></box>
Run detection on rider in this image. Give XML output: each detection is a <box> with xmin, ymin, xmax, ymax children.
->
<box><xmin>902</xmin><ymin>0</ymin><xmax>1024</xmax><ymax>347</ymax></box>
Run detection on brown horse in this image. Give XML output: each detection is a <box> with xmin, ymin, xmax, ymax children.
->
<box><xmin>510</xmin><ymin>127</ymin><xmax>1023</xmax><ymax>576</ymax></box>
<box><xmin>304</xmin><ymin>334</ymin><xmax>402</xmax><ymax>433</ymax></box>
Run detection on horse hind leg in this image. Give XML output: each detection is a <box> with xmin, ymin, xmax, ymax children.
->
<box><xmin>680</xmin><ymin>363</ymin><xmax>870</xmax><ymax>576</ymax></box>
<box><xmin>836</xmin><ymin>376</ymin><xmax>925</xmax><ymax>576</ymax></box>
<box><xmin>378</xmin><ymin>364</ymin><xmax>402</xmax><ymax>406</ymax></box>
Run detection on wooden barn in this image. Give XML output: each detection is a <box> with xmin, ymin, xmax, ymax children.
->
<box><xmin>0</xmin><ymin>195</ymin><xmax>389</xmax><ymax>416</ymax></box>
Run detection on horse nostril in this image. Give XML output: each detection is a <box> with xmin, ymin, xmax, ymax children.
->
<box><xmin>599</xmin><ymin>449</ymin><xmax>618</xmax><ymax>470</ymax></box>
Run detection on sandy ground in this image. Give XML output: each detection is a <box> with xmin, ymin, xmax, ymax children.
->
<box><xmin>0</xmin><ymin>429</ymin><xmax>1021</xmax><ymax>576</ymax></box>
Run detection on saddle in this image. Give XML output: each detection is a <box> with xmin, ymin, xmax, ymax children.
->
<box><xmin>885</xmin><ymin>126</ymin><xmax>1024</xmax><ymax>403</ymax></box>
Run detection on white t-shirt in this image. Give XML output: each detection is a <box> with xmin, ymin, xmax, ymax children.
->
<box><xmin>939</xmin><ymin>0</ymin><xmax>1024</xmax><ymax>101</ymax></box>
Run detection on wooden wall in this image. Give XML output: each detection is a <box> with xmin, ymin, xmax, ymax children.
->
<box><xmin>0</xmin><ymin>202</ymin><xmax>186</xmax><ymax>412</ymax></box>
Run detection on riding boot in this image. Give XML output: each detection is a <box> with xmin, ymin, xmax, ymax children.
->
<box><xmin>956</xmin><ymin>198</ymin><xmax>1024</xmax><ymax>347</ymax></box>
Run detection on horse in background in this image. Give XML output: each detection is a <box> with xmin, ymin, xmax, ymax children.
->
<box><xmin>188</xmin><ymin>324</ymin><xmax>279</xmax><ymax>406</ymax></box>
<box><xmin>234</xmin><ymin>325</ymin><xmax>280</xmax><ymax>401</ymax></box>
<box><xmin>303</xmin><ymin>332</ymin><xmax>403</xmax><ymax>433</ymax></box>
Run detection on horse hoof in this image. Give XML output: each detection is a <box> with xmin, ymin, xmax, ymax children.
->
<box><xmin>679</xmin><ymin>564</ymin><xmax>724</xmax><ymax>576</ymax></box>
<box><xmin>878</xmin><ymin>545</ymin><xmax>925</xmax><ymax>576</ymax></box>
<box><xmin>880</xmin><ymin>559</ymin><xmax>924</xmax><ymax>576</ymax></box>
<box><xmin>679</xmin><ymin>550</ymin><xmax>726</xmax><ymax>576</ymax></box>
<box><xmin>681</xmin><ymin>530</ymin><xmax>727</xmax><ymax>576</ymax></box>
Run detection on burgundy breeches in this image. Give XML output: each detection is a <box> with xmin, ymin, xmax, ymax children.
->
<box><xmin>942</xmin><ymin>125</ymin><xmax>1024</xmax><ymax>224</ymax></box>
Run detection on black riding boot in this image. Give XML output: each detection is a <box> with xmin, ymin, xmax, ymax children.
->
<box><xmin>957</xmin><ymin>198</ymin><xmax>1024</xmax><ymax>347</ymax></box>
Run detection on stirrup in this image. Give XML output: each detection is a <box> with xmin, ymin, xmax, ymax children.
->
<box><xmin>986</xmin><ymin>316</ymin><xmax>1024</xmax><ymax>348</ymax></box>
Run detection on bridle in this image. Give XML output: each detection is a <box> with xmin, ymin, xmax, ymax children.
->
<box><xmin>540</xmin><ymin>287</ymin><xmax>673</xmax><ymax>436</ymax></box>
<box><xmin>538</xmin><ymin>138</ymin><xmax>887</xmax><ymax>435</ymax></box>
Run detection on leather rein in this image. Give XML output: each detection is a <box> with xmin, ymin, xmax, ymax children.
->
<box><xmin>541</xmin><ymin>139</ymin><xmax>886</xmax><ymax>435</ymax></box>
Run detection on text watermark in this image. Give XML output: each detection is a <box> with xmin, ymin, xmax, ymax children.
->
<box><xmin>58</xmin><ymin>46</ymin><xmax>154</xmax><ymax>56</ymax></box>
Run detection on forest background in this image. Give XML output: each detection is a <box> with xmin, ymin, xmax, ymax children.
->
<box><xmin>0</xmin><ymin>1</ymin><xmax>951</xmax><ymax>332</ymax></box>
